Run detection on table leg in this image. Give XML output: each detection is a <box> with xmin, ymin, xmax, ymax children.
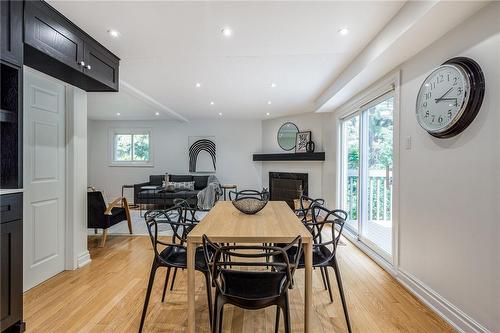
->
<box><xmin>187</xmin><ymin>241</ymin><xmax>196</xmax><ymax>333</ymax></box>
<box><xmin>304</xmin><ymin>241</ymin><xmax>313</xmax><ymax>333</ymax></box>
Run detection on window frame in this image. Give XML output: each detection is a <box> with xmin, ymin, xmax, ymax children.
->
<box><xmin>108</xmin><ymin>128</ymin><xmax>153</xmax><ymax>167</ymax></box>
<box><xmin>335</xmin><ymin>71</ymin><xmax>400</xmax><ymax>271</ymax></box>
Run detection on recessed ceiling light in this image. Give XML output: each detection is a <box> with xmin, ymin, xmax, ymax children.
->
<box><xmin>266</xmin><ymin>112</ymin><xmax>270</xmax><ymax>116</ymax></box>
<box><xmin>267</xmin><ymin>101</ymin><xmax>272</xmax><ymax>105</ymax></box>
<box><xmin>221</xmin><ymin>28</ymin><xmax>232</xmax><ymax>37</ymax></box>
<box><xmin>108</xmin><ymin>29</ymin><xmax>120</xmax><ymax>38</ymax></box>
<box><xmin>195</xmin><ymin>82</ymin><xmax>201</xmax><ymax>88</ymax></box>
<box><xmin>218</xmin><ymin>112</ymin><xmax>223</xmax><ymax>116</ymax></box>
<box><xmin>338</xmin><ymin>27</ymin><xmax>349</xmax><ymax>36</ymax></box>
<box><xmin>271</xmin><ymin>82</ymin><xmax>277</xmax><ymax>88</ymax></box>
<box><xmin>116</xmin><ymin>112</ymin><xmax>121</xmax><ymax>116</ymax></box>
<box><xmin>155</xmin><ymin>112</ymin><xmax>160</xmax><ymax>116</ymax></box>
<box><xmin>210</xmin><ymin>101</ymin><xmax>215</xmax><ymax>105</ymax></box>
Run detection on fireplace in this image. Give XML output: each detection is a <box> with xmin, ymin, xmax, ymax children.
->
<box><xmin>269</xmin><ymin>172</ymin><xmax>308</xmax><ymax>208</ymax></box>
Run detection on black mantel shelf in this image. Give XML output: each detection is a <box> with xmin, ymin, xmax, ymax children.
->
<box><xmin>253</xmin><ymin>152</ymin><xmax>325</xmax><ymax>161</ymax></box>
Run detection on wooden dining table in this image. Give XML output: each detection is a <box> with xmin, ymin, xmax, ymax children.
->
<box><xmin>186</xmin><ymin>200</ymin><xmax>313</xmax><ymax>332</ymax></box>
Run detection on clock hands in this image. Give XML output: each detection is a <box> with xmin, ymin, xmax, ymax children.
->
<box><xmin>435</xmin><ymin>87</ymin><xmax>454</xmax><ymax>103</ymax></box>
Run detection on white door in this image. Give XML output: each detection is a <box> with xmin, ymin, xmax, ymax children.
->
<box><xmin>23</xmin><ymin>67</ymin><xmax>66</xmax><ymax>291</ymax></box>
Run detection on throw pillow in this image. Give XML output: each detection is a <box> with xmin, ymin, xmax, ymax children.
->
<box><xmin>167</xmin><ymin>181</ymin><xmax>195</xmax><ymax>191</ymax></box>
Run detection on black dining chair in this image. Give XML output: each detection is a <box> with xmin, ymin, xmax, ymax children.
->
<box><xmin>138</xmin><ymin>207</ymin><xmax>213</xmax><ymax>333</ymax></box>
<box><xmin>276</xmin><ymin>205</ymin><xmax>352</xmax><ymax>333</ymax></box>
<box><xmin>202</xmin><ymin>235</ymin><xmax>303</xmax><ymax>333</ymax></box>
<box><xmin>294</xmin><ymin>195</ymin><xmax>325</xmax><ymax>224</ymax></box>
<box><xmin>161</xmin><ymin>198</ymin><xmax>202</xmax><ymax>293</ymax></box>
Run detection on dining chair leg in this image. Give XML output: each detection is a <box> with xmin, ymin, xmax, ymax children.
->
<box><xmin>170</xmin><ymin>267</ymin><xmax>178</xmax><ymax>291</ymax></box>
<box><xmin>324</xmin><ymin>266</ymin><xmax>334</xmax><ymax>303</ymax></box>
<box><xmin>212</xmin><ymin>293</ymin><xmax>220</xmax><ymax>333</ymax></box>
<box><xmin>320</xmin><ymin>267</ymin><xmax>328</xmax><ymax>290</ymax></box>
<box><xmin>204</xmin><ymin>272</ymin><xmax>213</xmax><ymax>328</ymax></box>
<box><xmin>275</xmin><ymin>305</ymin><xmax>280</xmax><ymax>333</ymax></box>
<box><xmin>332</xmin><ymin>259</ymin><xmax>352</xmax><ymax>333</ymax></box>
<box><xmin>283</xmin><ymin>293</ymin><xmax>291</xmax><ymax>333</ymax></box>
<box><xmin>218</xmin><ymin>301</ymin><xmax>224</xmax><ymax>333</ymax></box>
<box><xmin>161</xmin><ymin>267</ymin><xmax>171</xmax><ymax>302</ymax></box>
<box><xmin>138</xmin><ymin>262</ymin><xmax>158</xmax><ymax>333</ymax></box>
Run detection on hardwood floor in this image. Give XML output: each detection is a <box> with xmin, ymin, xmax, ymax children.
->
<box><xmin>24</xmin><ymin>235</ymin><xmax>455</xmax><ymax>332</ymax></box>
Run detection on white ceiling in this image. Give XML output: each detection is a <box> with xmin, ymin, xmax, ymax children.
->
<box><xmin>49</xmin><ymin>1</ymin><xmax>405</xmax><ymax>121</ymax></box>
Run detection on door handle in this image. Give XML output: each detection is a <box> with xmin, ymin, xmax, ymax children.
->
<box><xmin>385</xmin><ymin>166</ymin><xmax>392</xmax><ymax>189</ymax></box>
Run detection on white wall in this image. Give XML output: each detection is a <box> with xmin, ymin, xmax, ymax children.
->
<box><xmin>321</xmin><ymin>4</ymin><xmax>499</xmax><ymax>332</ymax></box>
<box><xmin>88</xmin><ymin>119</ymin><xmax>262</xmax><ymax>201</ymax></box>
<box><xmin>260</xmin><ymin>113</ymin><xmax>327</xmax><ymax>200</ymax></box>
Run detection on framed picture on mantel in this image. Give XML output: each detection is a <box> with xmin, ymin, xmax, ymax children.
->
<box><xmin>295</xmin><ymin>131</ymin><xmax>311</xmax><ymax>153</ymax></box>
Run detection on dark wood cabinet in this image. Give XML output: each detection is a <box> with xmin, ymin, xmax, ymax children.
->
<box><xmin>24</xmin><ymin>0</ymin><xmax>120</xmax><ymax>92</ymax></box>
<box><xmin>0</xmin><ymin>194</ymin><xmax>23</xmax><ymax>333</ymax></box>
<box><xmin>0</xmin><ymin>0</ymin><xmax>24</xmax><ymax>67</ymax></box>
<box><xmin>83</xmin><ymin>41</ymin><xmax>119</xmax><ymax>92</ymax></box>
<box><xmin>24</xmin><ymin>0</ymin><xmax>85</xmax><ymax>72</ymax></box>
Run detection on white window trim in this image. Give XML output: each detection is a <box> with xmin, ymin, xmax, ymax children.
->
<box><xmin>335</xmin><ymin>70</ymin><xmax>401</xmax><ymax>271</ymax></box>
<box><xmin>108</xmin><ymin>127</ymin><xmax>154</xmax><ymax>167</ymax></box>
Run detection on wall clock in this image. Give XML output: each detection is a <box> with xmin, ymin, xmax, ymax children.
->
<box><xmin>415</xmin><ymin>57</ymin><xmax>485</xmax><ymax>138</ymax></box>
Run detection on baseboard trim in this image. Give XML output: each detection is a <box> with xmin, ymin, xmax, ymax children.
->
<box><xmin>396</xmin><ymin>269</ymin><xmax>490</xmax><ymax>333</ymax></box>
<box><xmin>77</xmin><ymin>251</ymin><xmax>91</xmax><ymax>268</ymax></box>
<box><xmin>341</xmin><ymin>232</ymin><xmax>490</xmax><ymax>333</ymax></box>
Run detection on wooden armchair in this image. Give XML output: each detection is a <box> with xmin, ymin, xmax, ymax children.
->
<box><xmin>87</xmin><ymin>188</ymin><xmax>132</xmax><ymax>247</ymax></box>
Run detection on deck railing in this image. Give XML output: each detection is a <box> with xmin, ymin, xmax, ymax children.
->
<box><xmin>345</xmin><ymin>169</ymin><xmax>392</xmax><ymax>222</ymax></box>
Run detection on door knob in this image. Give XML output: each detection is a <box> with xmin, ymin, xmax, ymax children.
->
<box><xmin>79</xmin><ymin>61</ymin><xmax>85</xmax><ymax>66</ymax></box>
<box><xmin>85</xmin><ymin>65</ymin><xmax>91</xmax><ymax>70</ymax></box>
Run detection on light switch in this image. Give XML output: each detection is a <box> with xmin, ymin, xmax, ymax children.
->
<box><xmin>405</xmin><ymin>136</ymin><xmax>412</xmax><ymax>150</ymax></box>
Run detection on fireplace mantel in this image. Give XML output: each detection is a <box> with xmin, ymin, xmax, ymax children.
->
<box><xmin>253</xmin><ymin>152</ymin><xmax>325</xmax><ymax>161</ymax></box>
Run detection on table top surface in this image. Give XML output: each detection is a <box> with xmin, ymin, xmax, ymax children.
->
<box><xmin>188</xmin><ymin>201</ymin><xmax>312</xmax><ymax>244</ymax></box>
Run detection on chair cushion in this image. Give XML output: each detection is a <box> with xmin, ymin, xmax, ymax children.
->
<box><xmin>169</xmin><ymin>175</ymin><xmax>194</xmax><ymax>182</ymax></box>
<box><xmin>109</xmin><ymin>207</ymin><xmax>127</xmax><ymax>227</ymax></box>
<box><xmin>159</xmin><ymin>246</ymin><xmax>207</xmax><ymax>271</ymax></box>
<box><xmin>193</xmin><ymin>176</ymin><xmax>209</xmax><ymax>190</ymax></box>
<box><xmin>219</xmin><ymin>270</ymin><xmax>287</xmax><ymax>300</ymax></box>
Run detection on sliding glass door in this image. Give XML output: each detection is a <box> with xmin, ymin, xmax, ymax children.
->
<box><xmin>340</xmin><ymin>92</ymin><xmax>394</xmax><ymax>260</ymax></box>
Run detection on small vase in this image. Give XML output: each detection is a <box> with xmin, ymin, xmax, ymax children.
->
<box><xmin>306</xmin><ymin>141</ymin><xmax>315</xmax><ymax>153</ymax></box>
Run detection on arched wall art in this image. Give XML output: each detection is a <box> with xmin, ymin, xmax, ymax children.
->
<box><xmin>188</xmin><ymin>136</ymin><xmax>216</xmax><ymax>173</ymax></box>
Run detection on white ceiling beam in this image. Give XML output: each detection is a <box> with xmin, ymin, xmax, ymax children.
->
<box><xmin>119</xmin><ymin>80</ymin><xmax>189</xmax><ymax>122</ymax></box>
<box><xmin>314</xmin><ymin>0</ymin><xmax>489</xmax><ymax>113</ymax></box>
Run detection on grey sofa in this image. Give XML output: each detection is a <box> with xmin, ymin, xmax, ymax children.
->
<box><xmin>134</xmin><ymin>174</ymin><xmax>210</xmax><ymax>208</ymax></box>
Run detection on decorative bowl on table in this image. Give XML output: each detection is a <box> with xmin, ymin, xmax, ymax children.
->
<box><xmin>232</xmin><ymin>197</ymin><xmax>268</xmax><ymax>215</ymax></box>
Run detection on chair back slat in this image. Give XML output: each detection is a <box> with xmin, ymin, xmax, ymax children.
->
<box><xmin>305</xmin><ymin>205</ymin><xmax>347</xmax><ymax>261</ymax></box>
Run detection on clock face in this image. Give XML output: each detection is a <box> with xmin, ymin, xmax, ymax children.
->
<box><xmin>416</xmin><ymin>64</ymin><xmax>470</xmax><ymax>134</ymax></box>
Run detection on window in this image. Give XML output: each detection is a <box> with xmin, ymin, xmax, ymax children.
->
<box><xmin>109</xmin><ymin>129</ymin><xmax>152</xmax><ymax>166</ymax></box>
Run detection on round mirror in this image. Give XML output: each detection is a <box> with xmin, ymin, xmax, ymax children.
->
<box><xmin>277</xmin><ymin>122</ymin><xmax>299</xmax><ymax>151</ymax></box>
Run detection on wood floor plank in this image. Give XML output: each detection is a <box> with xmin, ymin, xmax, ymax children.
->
<box><xmin>23</xmin><ymin>235</ymin><xmax>455</xmax><ymax>332</ymax></box>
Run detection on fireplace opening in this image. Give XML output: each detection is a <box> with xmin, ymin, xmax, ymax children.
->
<box><xmin>269</xmin><ymin>172</ymin><xmax>308</xmax><ymax>208</ymax></box>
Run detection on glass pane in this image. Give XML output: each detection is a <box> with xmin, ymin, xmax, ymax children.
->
<box><xmin>133</xmin><ymin>134</ymin><xmax>150</xmax><ymax>161</ymax></box>
<box><xmin>115</xmin><ymin>134</ymin><xmax>132</xmax><ymax>161</ymax></box>
<box><xmin>342</xmin><ymin>115</ymin><xmax>360</xmax><ymax>233</ymax></box>
<box><xmin>363</xmin><ymin>97</ymin><xmax>393</xmax><ymax>255</ymax></box>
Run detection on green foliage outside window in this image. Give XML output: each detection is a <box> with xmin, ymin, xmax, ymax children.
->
<box><xmin>115</xmin><ymin>133</ymin><xmax>150</xmax><ymax>162</ymax></box>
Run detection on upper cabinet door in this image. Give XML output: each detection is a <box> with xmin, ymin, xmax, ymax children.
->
<box><xmin>0</xmin><ymin>0</ymin><xmax>23</xmax><ymax>66</ymax></box>
<box><xmin>24</xmin><ymin>1</ymin><xmax>85</xmax><ymax>72</ymax></box>
<box><xmin>83</xmin><ymin>42</ymin><xmax>119</xmax><ymax>91</ymax></box>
